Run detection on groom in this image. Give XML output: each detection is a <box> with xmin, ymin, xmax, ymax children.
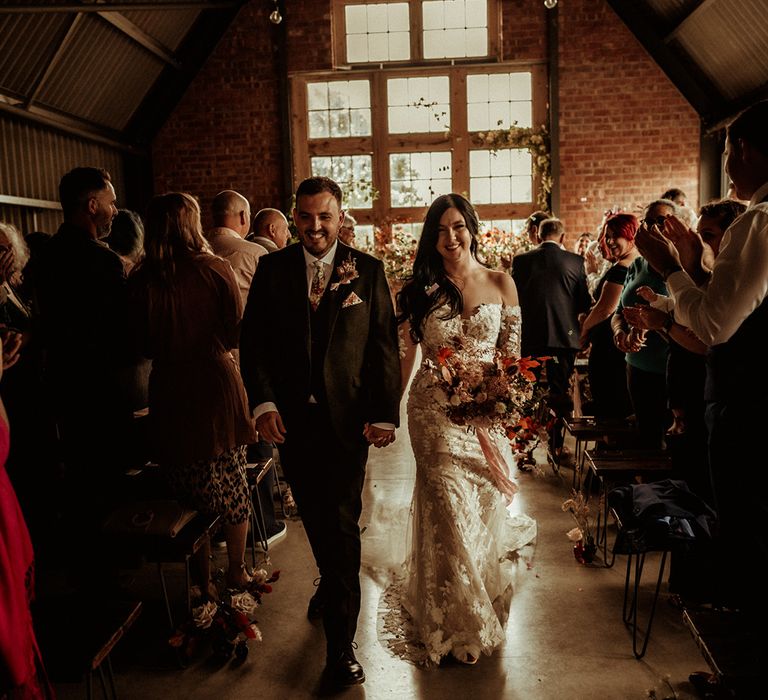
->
<box><xmin>240</xmin><ymin>176</ymin><xmax>401</xmax><ymax>689</ymax></box>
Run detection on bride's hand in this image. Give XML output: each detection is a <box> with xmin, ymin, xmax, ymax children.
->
<box><xmin>364</xmin><ymin>424</ymin><xmax>396</xmax><ymax>448</ymax></box>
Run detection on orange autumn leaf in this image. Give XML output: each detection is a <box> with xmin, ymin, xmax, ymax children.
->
<box><xmin>517</xmin><ymin>357</ymin><xmax>540</xmax><ymax>370</ymax></box>
<box><xmin>436</xmin><ymin>346</ymin><xmax>454</xmax><ymax>365</ymax></box>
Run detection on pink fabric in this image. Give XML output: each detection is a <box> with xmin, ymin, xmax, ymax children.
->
<box><xmin>0</xmin><ymin>418</ymin><xmax>49</xmax><ymax>698</ymax></box>
<box><xmin>476</xmin><ymin>427</ymin><xmax>518</xmax><ymax>505</ymax></box>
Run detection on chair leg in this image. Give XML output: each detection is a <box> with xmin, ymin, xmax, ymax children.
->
<box><xmin>87</xmin><ymin>670</ymin><xmax>93</xmax><ymax>700</ymax></box>
<box><xmin>622</xmin><ymin>549</ymin><xmax>669</xmax><ymax>659</ymax></box>
<box><xmin>107</xmin><ymin>656</ymin><xmax>118</xmax><ymax>700</ymax></box>
<box><xmin>158</xmin><ymin>562</ymin><xmax>175</xmax><ymax>631</ymax></box>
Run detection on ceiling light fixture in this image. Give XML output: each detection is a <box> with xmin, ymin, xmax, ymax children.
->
<box><xmin>544</xmin><ymin>0</ymin><xmax>558</xmax><ymax>8</ymax></box>
<box><xmin>269</xmin><ymin>0</ymin><xmax>282</xmax><ymax>24</ymax></box>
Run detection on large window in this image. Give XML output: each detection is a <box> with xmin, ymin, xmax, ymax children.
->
<box><xmin>292</xmin><ymin>1</ymin><xmax>544</xmax><ymax>236</ymax></box>
<box><xmin>333</xmin><ymin>0</ymin><xmax>499</xmax><ymax>66</ymax></box>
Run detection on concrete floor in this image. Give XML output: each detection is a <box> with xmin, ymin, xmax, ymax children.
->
<box><xmin>50</xmin><ymin>404</ymin><xmax>708</xmax><ymax>700</ymax></box>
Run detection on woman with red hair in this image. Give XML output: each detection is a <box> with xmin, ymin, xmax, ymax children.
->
<box><xmin>580</xmin><ymin>213</ymin><xmax>639</xmax><ymax>419</ymax></box>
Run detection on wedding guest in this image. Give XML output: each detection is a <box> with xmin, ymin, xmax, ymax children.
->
<box><xmin>573</xmin><ymin>232</ymin><xmax>592</xmax><ymax>257</ymax></box>
<box><xmin>611</xmin><ymin>199</ymin><xmax>677</xmax><ymax>449</ymax></box>
<box><xmin>579</xmin><ymin>214</ymin><xmax>639</xmax><ymax>420</ymax></box>
<box><xmin>0</xmin><ymin>342</ymin><xmax>55</xmax><ymax>700</ymax></box>
<box><xmin>511</xmin><ymin>217</ymin><xmax>592</xmax><ymax>457</ymax></box>
<box><xmin>248</xmin><ymin>208</ymin><xmax>291</xmax><ymax>252</ymax></box>
<box><xmin>105</xmin><ymin>209</ymin><xmax>144</xmax><ymax>275</ymax></box>
<box><xmin>31</xmin><ymin>167</ymin><xmax>134</xmax><ymax>558</ymax></box>
<box><xmin>396</xmin><ymin>193</ymin><xmax>536</xmax><ymax>665</ymax></box>
<box><xmin>129</xmin><ymin>192</ymin><xmax>257</xmax><ymax>593</ymax></box>
<box><xmin>338</xmin><ymin>212</ymin><xmax>357</xmax><ymax>247</ymax></box>
<box><xmin>205</xmin><ymin>190</ymin><xmax>268</xmax><ymax>307</ymax></box>
<box><xmin>662</xmin><ymin>188</ymin><xmax>687</xmax><ymax>208</ymax></box>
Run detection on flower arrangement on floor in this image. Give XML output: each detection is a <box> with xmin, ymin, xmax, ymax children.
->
<box><xmin>169</xmin><ymin>568</ymin><xmax>280</xmax><ymax>664</ymax></box>
<box><xmin>473</xmin><ymin>122</ymin><xmax>552</xmax><ymax>211</ymax></box>
<box><xmin>562</xmin><ymin>490</ymin><xmax>597</xmax><ymax>564</ymax></box>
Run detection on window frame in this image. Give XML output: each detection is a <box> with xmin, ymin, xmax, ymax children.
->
<box><xmin>331</xmin><ymin>0</ymin><xmax>501</xmax><ymax>68</ymax></box>
<box><xmin>290</xmin><ymin>61</ymin><xmax>547</xmax><ymax>228</ymax></box>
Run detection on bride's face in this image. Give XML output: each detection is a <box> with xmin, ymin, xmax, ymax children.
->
<box><xmin>436</xmin><ymin>207</ymin><xmax>471</xmax><ymax>262</ymax></box>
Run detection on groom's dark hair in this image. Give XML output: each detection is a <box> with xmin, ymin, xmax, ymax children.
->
<box><xmin>296</xmin><ymin>176</ymin><xmax>343</xmax><ymax>208</ymax></box>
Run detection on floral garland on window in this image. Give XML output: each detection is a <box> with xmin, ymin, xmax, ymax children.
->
<box><xmin>472</xmin><ymin>122</ymin><xmax>552</xmax><ymax>211</ymax></box>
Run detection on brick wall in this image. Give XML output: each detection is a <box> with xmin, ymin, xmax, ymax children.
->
<box><xmin>152</xmin><ymin>0</ymin><xmax>701</xmax><ymax>239</ymax></box>
<box><xmin>151</xmin><ymin>0</ymin><xmax>287</xmax><ymax>228</ymax></box>
<box><xmin>558</xmin><ymin>0</ymin><xmax>700</xmax><ymax>237</ymax></box>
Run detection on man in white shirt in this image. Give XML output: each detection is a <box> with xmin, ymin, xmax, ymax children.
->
<box><xmin>636</xmin><ymin>100</ymin><xmax>768</xmax><ymax>621</ymax></box>
<box><xmin>206</xmin><ymin>190</ymin><xmax>268</xmax><ymax>306</ymax></box>
<box><xmin>248</xmin><ymin>207</ymin><xmax>291</xmax><ymax>252</ymax></box>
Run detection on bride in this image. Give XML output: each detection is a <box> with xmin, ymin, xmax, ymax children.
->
<box><xmin>395</xmin><ymin>194</ymin><xmax>537</xmax><ymax>666</ymax></box>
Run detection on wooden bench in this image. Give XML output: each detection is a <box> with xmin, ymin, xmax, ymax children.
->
<box><xmin>562</xmin><ymin>416</ymin><xmax>638</xmax><ymax>489</ymax></box>
<box><xmin>584</xmin><ymin>449</ymin><xmax>673</xmax><ymax>567</ymax></box>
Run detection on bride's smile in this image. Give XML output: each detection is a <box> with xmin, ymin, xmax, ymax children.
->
<box><xmin>436</xmin><ymin>207</ymin><xmax>471</xmax><ymax>260</ymax></box>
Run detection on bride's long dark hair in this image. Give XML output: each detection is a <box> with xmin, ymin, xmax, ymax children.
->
<box><xmin>396</xmin><ymin>193</ymin><xmax>481</xmax><ymax>344</ymax></box>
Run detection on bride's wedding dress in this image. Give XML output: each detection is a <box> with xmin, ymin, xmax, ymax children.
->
<box><xmin>389</xmin><ymin>303</ymin><xmax>537</xmax><ymax>665</ymax></box>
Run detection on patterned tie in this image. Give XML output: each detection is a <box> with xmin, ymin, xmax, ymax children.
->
<box><xmin>309</xmin><ymin>260</ymin><xmax>325</xmax><ymax>311</ymax></box>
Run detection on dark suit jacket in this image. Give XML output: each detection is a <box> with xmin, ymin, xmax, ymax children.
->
<box><xmin>511</xmin><ymin>241</ymin><xmax>592</xmax><ymax>356</ymax></box>
<box><xmin>239</xmin><ymin>241</ymin><xmax>400</xmax><ymax>448</ymax></box>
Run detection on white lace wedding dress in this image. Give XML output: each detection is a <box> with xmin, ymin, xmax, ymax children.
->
<box><xmin>386</xmin><ymin>303</ymin><xmax>537</xmax><ymax>666</ymax></box>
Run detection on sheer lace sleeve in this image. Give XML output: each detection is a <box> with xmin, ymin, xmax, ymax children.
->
<box><xmin>498</xmin><ymin>305</ymin><xmax>522</xmax><ymax>358</ymax></box>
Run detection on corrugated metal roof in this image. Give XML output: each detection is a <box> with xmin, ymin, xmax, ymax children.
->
<box><xmin>119</xmin><ymin>8</ymin><xmax>200</xmax><ymax>52</ymax></box>
<box><xmin>673</xmin><ymin>1</ymin><xmax>768</xmax><ymax>101</ymax></box>
<box><xmin>0</xmin><ymin>12</ymin><xmax>70</xmax><ymax>98</ymax></box>
<box><xmin>36</xmin><ymin>14</ymin><xmax>165</xmax><ymax>131</ymax></box>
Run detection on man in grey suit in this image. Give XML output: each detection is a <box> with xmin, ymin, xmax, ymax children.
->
<box><xmin>511</xmin><ymin>217</ymin><xmax>592</xmax><ymax>455</ymax></box>
<box><xmin>240</xmin><ymin>176</ymin><xmax>400</xmax><ymax>690</ymax></box>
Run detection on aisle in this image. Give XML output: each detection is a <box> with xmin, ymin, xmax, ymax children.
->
<box><xmin>51</xmin><ymin>396</ymin><xmax>707</xmax><ymax>699</ymax></box>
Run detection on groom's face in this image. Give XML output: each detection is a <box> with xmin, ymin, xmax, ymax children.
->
<box><xmin>293</xmin><ymin>192</ymin><xmax>344</xmax><ymax>258</ymax></box>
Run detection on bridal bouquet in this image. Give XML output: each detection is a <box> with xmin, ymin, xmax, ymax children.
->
<box><xmin>430</xmin><ymin>340</ymin><xmax>548</xmax><ymax>437</ymax></box>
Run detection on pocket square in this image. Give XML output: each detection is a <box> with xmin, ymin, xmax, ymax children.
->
<box><xmin>342</xmin><ymin>292</ymin><xmax>364</xmax><ymax>308</ymax></box>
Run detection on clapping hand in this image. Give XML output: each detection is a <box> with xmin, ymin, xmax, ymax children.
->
<box><xmin>663</xmin><ymin>216</ymin><xmax>705</xmax><ymax>278</ymax></box>
<box><xmin>635</xmin><ymin>220</ymin><xmax>679</xmax><ymax>276</ymax></box>
<box><xmin>636</xmin><ymin>285</ymin><xmax>658</xmax><ymax>304</ymax></box>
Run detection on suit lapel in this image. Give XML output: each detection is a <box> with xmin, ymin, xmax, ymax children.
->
<box><xmin>326</xmin><ymin>243</ymin><xmax>348</xmax><ymax>335</ymax></box>
<box><xmin>285</xmin><ymin>244</ymin><xmax>311</xmax><ymax>358</ymax></box>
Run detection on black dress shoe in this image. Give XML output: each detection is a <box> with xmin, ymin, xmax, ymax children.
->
<box><xmin>307</xmin><ymin>587</ymin><xmax>325</xmax><ymax>620</ymax></box>
<box><xmin>324</xmin><ymin>650</ymin><xmax>365</xmax><ymax>688</ymax></box>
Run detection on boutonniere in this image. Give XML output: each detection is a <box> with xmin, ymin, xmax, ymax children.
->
<box><xmin>330</xmin><ymin>253</ymin><xmax>359</xmax><ymax>291</ymax></box>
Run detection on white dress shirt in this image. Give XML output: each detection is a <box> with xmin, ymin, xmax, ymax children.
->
<box><xmin>667</xmin><ymin>180</ymin><xmax>768</xmax><ymax>346</ymax></box>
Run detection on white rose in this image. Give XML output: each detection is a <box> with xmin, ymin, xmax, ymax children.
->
<box><xmin>495</xmin><ymin>402</ymin><xmax>507</xmax><ymax>414</ymax></box>
<box><xmin>450</xmin><ymin>394</ymin><xmax>462</xmax><ymax>406</ymax></box>
<box><xmin>566</xmin><ymin>527</ymin><xmax>583</xmax><ymax>542</ymax></box>
<box><xmin>230</xmin><ymin>591</ymin><xmax>259</xmax><ymax>616</ymax></box>
<box><xmin>192</xmin><ymin>600</ymin><xmax>218</xmax><ymax>629</ymax></box>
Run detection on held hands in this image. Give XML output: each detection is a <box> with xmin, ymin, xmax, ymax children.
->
<box><xmin>613</xmin><ymin>326</ymin><xmax>646</xmax><ymax>352</ymax></box>
<box><xmin>636</xmin><ymin>285</ymin><xmax>658</xmax><ymax>304</ymax></box>
<box><xmin>364</xmin><ymin>423</ymin><xmax>395</xmax><ymax>448</ymax></box>
<box><xmin>255</xmin><ymin>410</ymin><xmax>287</xmax><ymax>444</ymax></box>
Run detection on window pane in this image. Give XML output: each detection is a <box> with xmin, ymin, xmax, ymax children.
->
<box><xmin>344</xmin><ymin>3</ymin><xmax>411</xmax><ymax>63</ymax></box>
<box><xmin>389</xmin><ymin>151</ymin><xmax>453</xmax><ymax>207</ymax></box>
<box><xmin>421</xmin><ymin>1</ymin><xmax>488</xmax><ymax>59</ymax></box>
<box><xmin>387</xmin><ymin>76</ymin><xmax>450</xmax><ymax>133</ymax></box>
<box><xmin>465</xmin><ymin>72</ymin><xmax>533</xmax><ymax>131</ymax></box>
<box><xmin>311</xmin><ymin>155</ymin><xmax>374</xmax><ymax>208</ymax></box>
<box><xmin>470</xmin><ymin>148</ymin><xmax>532</xmax><ymax>204</ymax></box>
<box><xmin>307</xmin><ymin>80</ymin><xmax>371</xmax><ymax>139</ymax></box>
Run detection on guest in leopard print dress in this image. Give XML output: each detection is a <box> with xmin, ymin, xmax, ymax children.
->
<box><xmin>129</xmin><ymin>192</ymin><xmax>257</xmax><ymax>591</ymax></box>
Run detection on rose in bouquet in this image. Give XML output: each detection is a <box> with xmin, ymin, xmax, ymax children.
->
<box><xmin>169</xmin><ymin>569</ymin><xmax>280</xmax><ymax>664</ymax></box>
<box><xmin>430</xmin><ymin>339</ymin><xmax>549</xmax><ymax>438</ymax></box>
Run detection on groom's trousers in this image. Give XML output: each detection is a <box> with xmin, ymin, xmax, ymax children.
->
<box><xmin>277</xmin><ymin>403</ymin><xmax>368</xmax><ymax>655</ymax></box>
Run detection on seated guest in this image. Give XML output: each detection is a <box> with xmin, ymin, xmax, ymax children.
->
<box><xmin>129</xmin><ymin>192</ymin><xmax>258</xmax><ymax>593</ymax></box>
<box><xmin>579</xmin><ymin>214</ymin><xmax>638</xmax><ymax>420</ymax></box>
<box><xmin>105</xmin><ymin>209</ymin><xmax>145</xmax><ymax>275</ymax></box>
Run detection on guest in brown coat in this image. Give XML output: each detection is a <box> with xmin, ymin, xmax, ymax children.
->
<box><xmin>129</xmin><ymin>192</ymin><xmax>257</xmax><ymax>592</ymax></box>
